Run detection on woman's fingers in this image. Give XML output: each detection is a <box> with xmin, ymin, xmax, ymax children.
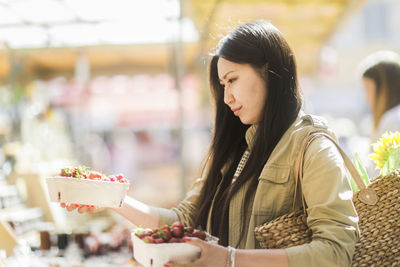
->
<box><xmin>165</xmin><ymin>262</ymin><xmax>190</xmax><ymax>267</ymax></box>
<box><xmin>65</xmin><ymin>203</ymin><xmax>80</xmax><ymax>211</ymax></box>
<box><xmin>60</xmin><ymin>202</ymin><xmax>103</xmax><ymax>214</ymax></box>
<box><xmin>182</xmin><ymin>237</ymin><xmax>205</xmax><ymax>248</ymax></box>
<box><xmin>87</xmin><ymin>206</ymin><xmax>104</xmax><ymax>214</ymax></box>
<box><xmin>61</xmin><ymin>203</ymin><xmax>85</xmax><ymax>212</ymax></box>
<box><xmin>165</xmin><ymin>238</ymin><xmax>204</xmax><ymax>267</ymax></box>
<box><xmin>76</xmin><ymin>205</ymin><xmax>86</xmax><ymax>213</ymax></box>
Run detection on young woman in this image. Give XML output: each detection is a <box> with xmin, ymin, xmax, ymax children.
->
<box><xmin>64</xmin><ymin>20</ymin><xmax>359</xmax><ymax>267</ymax></box>
<box><xmin>361</xmin><ymin>50</ymin><xmax>400</xmax><ymax>142</ymax></box>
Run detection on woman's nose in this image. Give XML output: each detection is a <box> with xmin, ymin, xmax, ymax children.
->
<box><xmin>224</xmin><ymin>87</ymin><xmax>234</xmax><ymax>105</ymax></box>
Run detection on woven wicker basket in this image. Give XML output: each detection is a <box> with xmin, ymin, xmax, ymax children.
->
<box><xmin>254</xmin><ymin>132</ymin><xmax>400</xmax><ymax>266</ymax></box>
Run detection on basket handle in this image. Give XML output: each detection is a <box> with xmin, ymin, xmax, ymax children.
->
<box><xmin>293</xmin><ymin>131</ymin><xmax>378</xmax><ymax>213</ymax></box>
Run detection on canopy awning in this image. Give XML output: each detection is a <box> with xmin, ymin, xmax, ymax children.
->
<box><xmin>0</xmin><ymin>0</ymin><xmax>364</xmax><ymax>81</ymax></box>
<box><xmin>186</xmin><ymin>0</ymin><xmax>365</xmax><ymax>74</ymax></box>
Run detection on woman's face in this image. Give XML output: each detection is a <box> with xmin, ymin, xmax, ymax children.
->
<box><xmin>217</xmin><ymin>57</ymin><xmax>267</xmax><ymax>125</ymax></box>
<box><xmin>363</xmin><ymin>77</ymin><xmax>376</xmax><ymax>110</ymax></box>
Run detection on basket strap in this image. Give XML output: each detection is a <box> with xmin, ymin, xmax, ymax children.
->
<box><xmin>293</xmin><ymin>131</ymin><xmax>378</xmax><ymax>213</ymax></box>
<box><xmin>293</xmin><ymin>133</ymin><xmax>321</xmax><ymax>213</ymax></box>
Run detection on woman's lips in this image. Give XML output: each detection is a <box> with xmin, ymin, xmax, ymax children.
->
<box><xmin>231</xmin><ymin>106</ymin><xmax>242</xmax><ymax>116</ymax></box>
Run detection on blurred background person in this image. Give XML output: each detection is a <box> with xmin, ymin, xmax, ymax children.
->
<box><xmin>360</xmin><ymin>50</ymin><xmax>400</xmax><ymax>142</ymax></box>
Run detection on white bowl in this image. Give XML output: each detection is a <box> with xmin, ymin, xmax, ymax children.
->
<box><xmin>46</xmin><ymin>176</ymin><xmax>130</xmax><ymax>208</ymax></box>
<box><xmin>132</xmin><ymin>232</ymin><xmax>218</xmax><ymax>267</ymax></box>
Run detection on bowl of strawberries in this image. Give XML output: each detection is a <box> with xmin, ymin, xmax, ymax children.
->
<box><xmin>46</xmin><ymin>166</ymin><xmax>130</xmax><ymax>208</ymax></box>
<box><xmin>132</xmin><ymin>221</ymin><xmax>218</xmax><ymax>267</ymax></box>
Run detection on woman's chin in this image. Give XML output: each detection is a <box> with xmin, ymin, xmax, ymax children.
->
<box><xmin>239</xmin><ymin>117</ymin><xmax>253</xmax><ymax>125</ymax></box>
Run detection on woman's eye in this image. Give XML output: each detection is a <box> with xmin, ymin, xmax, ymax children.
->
<box><xmin>228</xmin><ymin>78</ymin><xmax>237</xmax><ymax>84</ymax></box>
<box><xmin>220</xmin><ymin>78</ymin><xmax>236</xmax><ymax>88</ymax></box>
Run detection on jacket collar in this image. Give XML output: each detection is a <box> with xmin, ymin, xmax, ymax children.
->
<box><xmin>245</xmin><ymin>124</ymin><xmax>257</xmax><ymax>149</ymax></box>
<box><xmin>244</xmin><ymin>110</ymin><xmax>305</xmax><ymax>149</ymax></box>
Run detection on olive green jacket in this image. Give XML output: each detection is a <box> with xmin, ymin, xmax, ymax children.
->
<box><xmin>158</xmin><ymin>112</ymin><xmax>359</xmax><ymax>267</ymax></box>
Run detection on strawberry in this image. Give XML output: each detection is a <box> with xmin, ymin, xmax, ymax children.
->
<box><xmin>101</xmin><ymin>176</ymin><xmax>111</xmax><ymax>182</ymax></box>
<box><xmin>144</xmin><ymin>229</ymin><xmax>153</xmax><ymax>235</ymax></box>
<box><xmin>161</xmin><ymin>225</ymin><xmax>170</xmax><ymax>231</ymax></box>
<box><xmin>89</xmin><ymin>171</ymin><xmax>102</xmax><ymax>179</ymax></box>
<box><xmin>71</xmin><ymin>166</ymin><xmax>89</xmax><ymax>178</ymax></box>
<box><xmin>60</xmin><ymin>166</ymin><xmax>130</xmax><ymax>184</ymax></box>
<box><xmin>118</xmin><ymin>177</ymin><xmax>129</xmax><ymax>183</ymax></box>
<box><xmin>142</xmin><ymin>236</ymin><xmax>154</xmax><ymax>243</ymax></box>
<box><xmin>157</xmin><ymin>229</ymin><xmax>172</xmax><ymax>241</ymax></box>
<box><xmin>154</xmin><ymin>238</ymin><xmax>164</xmax><ymax>244</ymax></box>
<box><xmin>171</xmin><ymin>227</ymin><xmax>183</xmax><ymax>238</ymax></box>
<box><xmin>192</xmin><ymin>230</ymin><xmax>206</xmax><ymax>240</ymax></box>
<box><xmin>115</xmin><ymin>174</ymin><xmax>124</xmax><ymax>180</ymax></box>
<box><xmin>137</xmin><ymin>233</ymin><xmax>148</xmax><ymax>239</ymax></box>
<box><xmin>152</xmin><ymin>233</ymin><xmax>160</xmax><ymax>239</ymax></box>
<box><xmin>171</xmin><ymin>221</ymin><xmax>184</xmax><ymax>230</ymax></box>
<box><xmin>135</xmin><ymin>223</ymin><xmax>208</xmax><ymax>245</ymax></box>
<box><xmin>60</xmin><ymin>167</ymin><xmax>73</xmax><ymax>177</ymax></box>
<box><xmin>134</xmin><ymin>228</ymin><xmax>149</xmax><ymax>239</ymax></box>
<box><xmin>184</xmin><ymin>226</ymin><xmax>194</xmax><ymax>234</ymax></box>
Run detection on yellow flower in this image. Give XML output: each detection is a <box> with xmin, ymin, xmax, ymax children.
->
<box><xmin>369</xmin><ymin>131</ymin><xmax>400</xmax><ymax>169</ymax></box>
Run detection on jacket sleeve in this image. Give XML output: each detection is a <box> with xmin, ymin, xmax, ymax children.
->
<box><xmin>285</xmin><ymin>136</ymin><xmax>360</xmax><ymax>267</ymax></box>
<box><xmin>157</xmin><ymin>177</ymin><xmax>205</xmax><ymax>227</ymax></box>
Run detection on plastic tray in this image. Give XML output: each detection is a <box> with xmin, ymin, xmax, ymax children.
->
<box><xmin>46</xmin><ymin>176</ymin><xmax>129</xmax><ymax>208</ymax></box>
<box><xmin>132</xmin><ymin>232</ymin><xmax>218</xmax><ymax>267</ymax></box>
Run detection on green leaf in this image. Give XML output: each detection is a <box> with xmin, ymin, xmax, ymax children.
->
<box><xmin>382</xmin><ymin>148</ymin><xmax>400</xmax><ymax>175</ymax></box>
<box><xmin>381</xmin><ymin>160</ymin><xmax>391</xmax><ymax>176</ymax></box>
<box><xmin>350</xmin><ymin>177</ymin><xmax>359</xmax><ymax>192</ymax></box>
<box><xmin>353</xmin><ymin>153</ymin><xmax>370</xmax><ymax>186</ymax></box>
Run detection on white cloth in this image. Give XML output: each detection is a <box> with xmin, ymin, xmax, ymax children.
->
<box><xmin>372</xmin><ymin>104</ymin><xmax>400</xmax><ymax>142</ymax></box>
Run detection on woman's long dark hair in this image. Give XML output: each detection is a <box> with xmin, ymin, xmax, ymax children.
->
<box><xmin>193</xmin><ymin>20</ymin><xmax>302</xmax><ymax>246</ymax></box>
<box><xmin>363</xmin><ymin>60</ymin><xmax>400</xmax><ymax>129</ymax></box>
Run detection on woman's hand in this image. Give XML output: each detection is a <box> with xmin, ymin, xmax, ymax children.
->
<box><xmin>166</xmin><ymin>237</ymin><xmax>228</xmax><ymax>267</ymax></box>
<box><xmin>60</xmin><ymin>202</ymin><xmax>105</xmax><ymax>214</ymax></box>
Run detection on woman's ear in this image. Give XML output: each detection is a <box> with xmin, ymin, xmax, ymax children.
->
<box><xmin>259</xmin><ymin>63</ymin><xmax>269</xmax><ymax>80</ymax></box>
